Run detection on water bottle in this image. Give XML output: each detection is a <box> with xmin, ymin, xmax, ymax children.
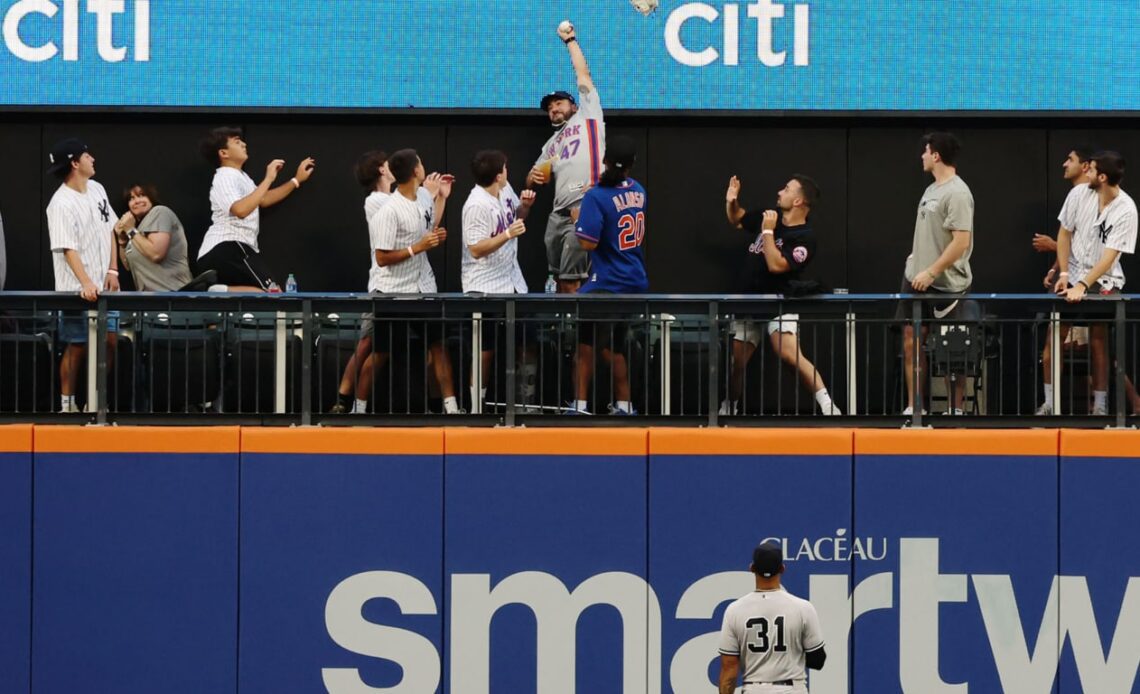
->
<box><xmin>544</xmin><ymin>273</ymin><xmax>557</xmax><ymax>294</ymax></box>
<box><xmin>285</xmin><ymin>273</ymin><xmax>298</xmax><ymax>293</ymax></box>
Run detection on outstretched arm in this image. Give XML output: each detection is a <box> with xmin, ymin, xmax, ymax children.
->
<box><xmin>557</xmin><ymin>22</ymin><xmax>594</xmax><ymax>94</ymax></box>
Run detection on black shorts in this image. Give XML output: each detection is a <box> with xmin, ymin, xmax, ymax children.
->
<box><xmin>578</xmin><ymin>314</ymin><xmax>635</xmax><ymax>354</ymax></box>
<box><xmin>894</xmin><ymin>276</ymin><xmax>973</xmax><ymax>322</ymax></box>
<box><xmin>475</xmin><ymin>317</ymin><xmax>540</xmax><ymax>351</ymax></box>
<box><xmin>197</xmin><ymin>241</ymin><xmax>275</xmax><ymax>290</ymax></box>
<box><xmin>366</xmin><ymin>313</ymin><xmax>451</xmax><ymax>351</ymax></box>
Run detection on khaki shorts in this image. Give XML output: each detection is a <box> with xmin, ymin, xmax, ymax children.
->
<box><xmin>729</xmin><ymin>314</ymin><xmax>800</xmax><ymax>347</ymax></box>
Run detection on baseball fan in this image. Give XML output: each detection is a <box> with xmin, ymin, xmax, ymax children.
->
<box><xmin>630</xmin><ymin>0</ymin><xmax>659</xmax><ymax>16</ymax></box>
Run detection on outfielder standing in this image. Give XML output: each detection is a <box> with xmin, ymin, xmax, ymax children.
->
<box><xmin>526</xmin><ymin>19</ymin><xmax>605</xmax><ymax>294</ymax></box>
<box><xmin>718</xmin><ymin>542</ymin><xmax>826</xmax><ymax>694</ymax></box>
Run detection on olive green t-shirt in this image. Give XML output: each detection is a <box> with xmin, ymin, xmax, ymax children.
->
<box><xmin>904</xmin><ymin>175</ymin><xmax>974</xmax><ymax>292</ymax></box>
<box><xmin>123</xmin><ymin>205</ymin><xmax>193</xmax><ymax>291</ymax></box>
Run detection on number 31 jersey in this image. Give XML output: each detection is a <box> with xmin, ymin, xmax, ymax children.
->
<box><xmin>575</xmin><ymin>178</ymin><xmax>648</xmax><ymax>294</ymax></box>
<box><xmin>718</xmin><ymin>588</ymin><xmax>825</xmax><ymax>684</ymax></box>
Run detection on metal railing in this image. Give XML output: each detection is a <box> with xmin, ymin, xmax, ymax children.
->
<box><xmin>0</xmin><ymin>291</ymin><xmax>1134</xmax><ymax>427</ymax></box>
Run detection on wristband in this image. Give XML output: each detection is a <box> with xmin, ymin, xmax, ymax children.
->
<box><xmin>563</xmin><ymin>37</ymin><xmax>577</xmax><ymax>44</ymax></box>
<box><xmin>761</xmin><ymin>229</ymin><xmax>775</xmax><ymax>236</ymax></box>
<box><xmin>291</xmin><ymin>177</ymin><xmax>300</xmax><ymax>189</ymax></box>
<box><xmin>1059</xmin><ymin>272</ymin><xmax>1069</xmax><ymax>277</ymax></box>
<box><xmin>127</xmin><ymin>229</ymin><xmax>137</xmax><ymax>241</ymax></box>
<box><xmin>1077</xmin><ymin>279</ymin><xmax>1089</xmax><ymax>290</ymax></box>
<box><xmin>106</xmin><ymin>269</ymin><xmax>119</xmax><ymax>276</ymax></box>
<box><xmin>407</xmin><ymin>246</ymin><xmax>415</xmax><ymax>258</ymax></box>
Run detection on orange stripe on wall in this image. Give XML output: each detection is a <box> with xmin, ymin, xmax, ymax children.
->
<box><xmin>0</xmin><ymin>425</ymin><xmax>33</xmax><ymax>452</ymax></box>
<box><xmin>650</xmin><ymin>428</ymin><xmax>853</xmax><ymax>456</ymax></box>
<box><xmin>1061</xmin><ymin>428</ymin><xmax>1140</xmax><ymax>458</ymax></box>
<box><xmin>855</xmin><ymin>429</ymin><xmax>1058</xmax><ymax>456</ymax></box>
<box><xmin>34</xmin><ymin>426</ymin><xmax>240</xmax><ymax>453</ymax></box>
<box><xmin>241</xmin><ymin>427</ymin><xmax>443</xmax><ymax>455</ymax></box>
<box><xmin>445</xmin><ymin>428</ymin><xmax>648</xmax><ymax>456</ymax></box>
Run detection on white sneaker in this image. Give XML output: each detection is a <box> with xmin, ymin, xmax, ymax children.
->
<box><xmin>821</xmin><ymin>404</ymin><xmax>843</xmax><ymax>416</ymax></box>
<box><xmin>61</xmin><ymin>402</ymin><xmax>81</xmax><ymax>414</ymax></box>
<box><xmin>943</xmin><ymin>408</ymin><xmax>966</xmax><ymax>416</ymax></box>
<box><xmin>1092</xmin><ymin>404</ymin><xmax>1108</xmax><ymax>416</ymax></box>
<box><xmin>901</xmin><ymin>406</ymin><xmax>927</xmax><ymax>416</ymax></box>
<box><xmin>1035</xmin><ymin>402</ymin><xmax>1053</xmax><ymax>416</ymax></box>
<box><xmin>718</xmin><ymin>400</ymin><xmax>740</xmax><ymax>416</ymax></box>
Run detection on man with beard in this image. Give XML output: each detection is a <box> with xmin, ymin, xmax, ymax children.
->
<box><xmin>722</xmin><ymin>174</ymin><xmax>841</xmax><ymax>416</ymax></box>
<box><xmin>526</xmin><ymin>19</ymin><xmax>605</xmax><ymax>294</ymax></box>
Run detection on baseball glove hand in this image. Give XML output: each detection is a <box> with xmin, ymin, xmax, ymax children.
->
<box><xmin>630</xmin><ymin>0</ymin><xmax>659</xmax><ymax>17</ymax></box>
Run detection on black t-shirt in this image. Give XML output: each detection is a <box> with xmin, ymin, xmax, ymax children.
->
<box><xmin>735</xmin><ymin>207</ymin><xmax>818</xmax><ymax>293</ymax></box>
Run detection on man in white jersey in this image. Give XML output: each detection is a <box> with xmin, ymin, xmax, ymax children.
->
<box><xmin>718</xmin><ymin>542</ymin><xmax>826</xmax><ymax>693</ymax></box>
<box><xmin>45</xmin><ymin>138</ymin><xmax>120</xmax><ymax>413</ymax></box>
<box><xmin>330</xmin><ymin>150</ymin><xmax>452</xmax><ymax>414</ymax></box>
<box><xmin>1040</xmin><ymin>151</ymin><xmax>1138</xmax><ymax>416</ymax></box>
<box><xmin>526</xmin><ymin>20</ymin><xmax>605</xmax><ymax>294</ymax></box>
<box><xmin>461</xmin><ymin>150</ymin><xmax>537</xmax><ymax>409</ymax></box>
<box><xmin>196</xmin><ymin>126</ymin><xmax>314</xmax><ymax>292</ymax></box>
<box><xmin>369</xmin><ymin>148</ymin><xmax>461</xmax><ymax>414</ymax></box>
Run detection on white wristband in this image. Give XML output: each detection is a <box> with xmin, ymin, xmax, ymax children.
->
<box><xmin>407</xmin><ymin>246</ymin><xmax>415</xmax><ymax>258</ymax></box>
<box><xmin>1059</xmin><ymin>272</ymin><xmax>1069</xmax><ymax>276</ymax></box>
<box><xmin>291</xmin><ymin>177</ymin><xmax>300</xmax><ymax>189</ymax></box>
<box><xmin>761</xmin><ymin>229</ymin><xmax>775</xmax><ymax>236</ymax></box>
<box><xmin>106</xmin><ymin>269</ymin><xmax>119</xmax><ymax>276</ymax></box>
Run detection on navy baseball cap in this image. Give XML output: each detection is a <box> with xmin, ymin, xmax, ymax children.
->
<box><xmin>752</xmin><ymin>541</ymin><xmax>784</xmax><ymax>578</ymax></box>
<box><xmin>541</xmin><ymin>90</ymin><xmax>576</xmax><ymax>112</ymax></box>
<box><xmin>47</xmin><ymin>138</ymin><xmax>88</xmax><ymax>177</ymax></box>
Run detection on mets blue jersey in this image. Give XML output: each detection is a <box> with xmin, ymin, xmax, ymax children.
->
<box><xmin>575</xmin><ymin>178</ymin><xmax>648</xmax><ymax>293</ymax></box>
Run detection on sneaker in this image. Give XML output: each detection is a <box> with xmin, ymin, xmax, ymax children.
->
<box><xmin>901</xmin><ymin>406</ymin><xmax>927</xmax><ymax>416</ymax></box>
<box><xmin>718</xmin><ymin>400</ymin><xmax>740</xmax><ymax>416</ymax></box>
<box><xmin>943</xmin><ymin>408</ymin><xmax>966</xmax><ymax>416</ymax></box>
<box><xmin>61</xmin><ymin>402</ymin><xmax>81</xmax><ymax>414</ymax></box>
<box><xmin>821</xmin><ymin>404</ymin><xmax>843</xmax><ymax>416</ymax></box>
<box><xmin>1091</xmin><ymin>404</ymin><xmax>1108</xmax><ymax>416</ymax></box>
<box><xmin>329</xmin><ymin>402</ymin><xmax>349</xmax><ymax>414</ymax></box>
<box><xmin>607</xmin><ymin>404</ymin><xmax>639</xmax><ymax>416</ymax></box>
<box><xmin>1034</xmin><ymin>402</ymin><xmax>1053</xmax><ymax>416</ymax></box>
<box><xmin>561</xmin><ymin>403</ymin><xmax>590</xmax><ymax>415</ymax></box>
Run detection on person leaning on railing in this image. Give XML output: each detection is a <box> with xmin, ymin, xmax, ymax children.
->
<box><xmin>112</xmin><ymin>183</ymin><xmax>193</xmax><ymax>292</ymax></box>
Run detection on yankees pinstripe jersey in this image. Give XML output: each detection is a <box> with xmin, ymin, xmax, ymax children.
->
<box><xmin>368</xmin><ymin>188</ymin><xmax>437</xmax><ymax>293</ymax></box>
<box><xmin>535</xmin><ymin>88</ymin><xmax>604</xmax><ymax>212</ymax></box>
<box><xmin>461</xmin><ymin>183</ymin><xmax>527</xmax><ymax>293</ymax></box>
<box><xmin>47</xmin><ymin>180</ymin><xmax>115</xmax><ymax>292</ymax></box>
<box><xmin>199</xmin><ymin>167</ymin><xmax>260</xmax><ymax>258</ymax></box>
<box><xmin>1060</xmin><ymin>183</ymin><xmax>1138</xmax><ymax>289</ymax></box>
<box><xmin>718</xmin><ymin>588</ymin><xmax>825</xmax><ymax>686</ymax></box>
<box><xmin>364</xmin><ymin>190</ymin><xmax>391</xmax><ymax>223</ymax></box>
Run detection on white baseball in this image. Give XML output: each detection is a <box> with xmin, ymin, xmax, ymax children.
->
<box><xmin>559</xmin><ymin>20</ymin><xmax>573</xmax><ymax>32</ymax></box>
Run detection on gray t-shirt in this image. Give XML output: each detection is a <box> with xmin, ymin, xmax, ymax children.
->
<box><xmin>904</xmin><ymin>175</ymin><xmax>974</xmax><ymax>292</ymax></box>
<box><xmin>122</xmin><ymin>205</ymin><xmax>193</xmax><ymax>291</ymax></box>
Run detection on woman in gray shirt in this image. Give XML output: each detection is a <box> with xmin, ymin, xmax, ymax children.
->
<box><xmin>113</xmin><ymin>183</ymin><xmax>193</xmax><ymax>291</ymax></box>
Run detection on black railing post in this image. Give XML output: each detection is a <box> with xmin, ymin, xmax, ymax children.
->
<box><xmin>911</xmin><ymin>300</ymin><xmax>923</xmax><ymax>427</ymax></box>
<box><xmin>301</xmin><ymin>299</ymin><xmax>313</xmax><ymax>426</ymax></box>
<box><xmin>708</xmin><ymin>301</ymin><xmax>719</xmax><ymax>427</ymax></box>
<box><xmin>1115</xmin><ymin>299</ymin><xmax>1127</xmax><ymax>428</ymax></box>
<box><xmin>505</xmin><ymin>298</ymin><xmax>517</xmax><ymax>427</ymax></box>
<box><xmin>95</xmin><ymin>298</ymin><xmax>108</xmax><ymax>424</ymax></box>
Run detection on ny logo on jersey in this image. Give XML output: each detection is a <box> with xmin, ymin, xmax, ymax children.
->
<box><xmin>98</xmin><ymin>199</ymin><xmax>110</xmax><ymax>222</ymax></box>
<box><xmin>423</xmin><ymin>208</ymin><xmax>432</xmax><ymax>230</ymax></box>
<box><xmin>1098</xmin><ymin>221</ymin><xmax>1113</xmax><ymax>244</ymax></box>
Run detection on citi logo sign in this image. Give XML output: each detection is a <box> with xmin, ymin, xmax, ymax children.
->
<box><xmin>664</xmin><ymin>0</ymin><xmax>810</xmax><ymax>67</ymax></box>
<box><xmin>2</xmin><ymin>0</ymin><xmax>150</xmax><ymax>62</ymax></box>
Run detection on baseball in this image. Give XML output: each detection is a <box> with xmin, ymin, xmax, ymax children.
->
<box><xmin>558</xmin><ymin>20</ymin><xmax>573</xmax><ymax>33</ymax></box>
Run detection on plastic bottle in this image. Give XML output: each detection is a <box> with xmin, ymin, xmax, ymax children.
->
<box><xmin>267</xmin><ymin>280</ymin><xmax>282</xmax><ymax>294</ymax></box>
<box><xmin>285</xmin><ymin>273</ymin><xmax>298</xmax><ymax>293</ymax></box>
<box><xmin>544</xmin><ymin>274</ymin><xmax>557</xmax><ymax>294</ymax></box>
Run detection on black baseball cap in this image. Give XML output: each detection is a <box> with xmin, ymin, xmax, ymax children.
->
<box><xmin>752</xmin><ymin>541</ymin><xmax>784</xmax><ymax>578</ymax></box>
<box><xmin>541</xmin><ymin>90</ymin><xmax>576</xmax><ymax>112</ymax></box>
<box><xmin>47</xmin><ymin>138</ymin><xmax>88</xmax><ymax>177</ymax></box>
<box><xmin>604</xmin><ymin>136</ymin><xmax>637</xmax><ymax>169</ymax></box>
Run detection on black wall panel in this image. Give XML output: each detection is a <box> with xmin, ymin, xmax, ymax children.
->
<box><xmin>1</xmin><ymin>115</ymin><xmax>1136</xmax><ymax>294</ymax></box>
